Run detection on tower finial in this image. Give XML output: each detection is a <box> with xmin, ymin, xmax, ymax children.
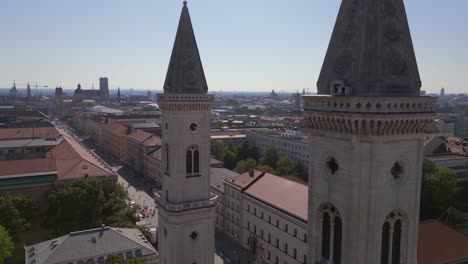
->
<box><xmin>183</xmin><ymin>0</ymin><xmax>187</xmax><ymax>6</ymax></box>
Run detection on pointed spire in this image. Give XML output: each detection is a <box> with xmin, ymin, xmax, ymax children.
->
<box><xmin>117</xmin><ymin>86</ymin><xmax>121</xmax><ymax>102</ymax></box>
<box><xmin>317</xmin><ymin>0</ymin><xmax>421</xmax><ymax>97</ymax></box>
<box><xmin>26</xmin><ymin>82</ymin><xmax>32</xmax><ymax>98</ymax></box>
<box><xmin>163</xmin><ymin>1</ymin><xmax>208</xmax><ymax>94</ymax></box>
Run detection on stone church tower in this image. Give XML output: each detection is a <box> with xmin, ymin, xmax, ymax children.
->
<box><xmin>53</xmin><ymin>86</ymin><xmax>64</xmax><ymax>115</ymax></box>
<box><xmin>304</xmin><ymin>0</ymin><xmax>436</xmax><ymax>263</ymax></box>
<box><xmin>156</xmin><ymin>2</ymin><xmax>216</xmax><ymax>264</ymax></box>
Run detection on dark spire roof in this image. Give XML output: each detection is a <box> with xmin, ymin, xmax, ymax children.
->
<box><xmin>163</xmin><ymin>1</ymin><xmax>208</xmax><ymax>94</ymax></box>
<box><xmin>317</xmin><ymin>0</ymin><xmax>421</xmax><ymax>97</ymax></box>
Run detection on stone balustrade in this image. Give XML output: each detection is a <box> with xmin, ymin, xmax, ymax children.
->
<box><xmin>155</xmin><ymin>191</ymin><xmax>218</xmax><ymax>212</ymax></box>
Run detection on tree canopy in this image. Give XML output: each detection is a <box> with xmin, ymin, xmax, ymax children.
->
<box><xmin>0</xmin><ymin>225</ymin><xmax>14</xmax><ymax>264</ymax></box>
<box><xmin>46</xmin><ymin>180</ymin><xmax>135</xmax><ymax>235</ymax></box>
<box><xmin>234</xmin><ymin>158</ymin><xmax>257</xmax><ymax>174</ymax></box>
<box><xmin>275</xmin><ymin>156</ymin><xmax>296</xmax><ymax>176</ymax></box>
<box><xmin>420</xmin><ymin>158</ymin><xmax>457</xmax><ymax>220</ymax></box>
<box><xmin>105</xmin><ymin>256</ymin><xmax>147</xmax><ymax>264</ymax></box>
<box><xmin>211</xmin><ymin>140</ymin><xmax>225</xmax><ymax>160</ymax></box>
<box><xmin>259</xmin><ymin>145</ymin><xmax>278</xmax><ymax>169</ymax></box>
<box><xmin>0</xmin><ymin>194</ymin><xmax>37</xmax><ymax>238</ymax></box>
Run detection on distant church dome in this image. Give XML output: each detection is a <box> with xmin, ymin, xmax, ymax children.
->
<box><xmin>74</xmin><ymin>84</ymin><xmax>84</xmax><ymax>94</ymax></box>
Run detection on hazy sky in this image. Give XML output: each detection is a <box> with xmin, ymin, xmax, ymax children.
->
<box><xmin>1</xmin><ymin>0</ymin><xmax>467</xmax><ymax>94</ymax></box>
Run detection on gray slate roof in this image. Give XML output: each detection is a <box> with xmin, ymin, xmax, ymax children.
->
<box><xmin>163</xmin><ymin>1</ymin><xmax>208</xmax><ymax>94</ymax></box>
<box><xmin>210</xmin><ymin>167</ymin><xmax>239</xmax><ymax>193</ymax></box>
<box><xmin>24</xmin><ymin>227</ymin><xmax>157</xmax><ymax>264</ymax></box>
<box><xmin>316</xmin><ymin>0</ymin><xmax>421</xmax><ymax>97</ymax></box>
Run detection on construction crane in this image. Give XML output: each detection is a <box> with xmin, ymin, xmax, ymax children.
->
<box><xmin>15</xmin><ymin>82</ymin><xmax>49</xmax><ymax>95</ymax></box>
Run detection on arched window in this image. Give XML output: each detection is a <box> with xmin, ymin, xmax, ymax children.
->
<box><xmin>194</xmin><ymin>149</ymin><xmax>199</xmax><ymax>173</ymax></box>
<box><xmin>320</xmin><ymin>203</ymin><xmax>342</xmax><ymax>264</ymax></box>
<box><xmin>186</xmin><ymin>150</ymin><xmax>192</xmax><ymax>174</ymax></box>
<box><xmin>381</xmin><ymin>210</ymin><xmax>406</xmax><ymax>264</ymax></box>
<box><xmin>165</xmin><ymin>144</ymin><xmax>169</xmax><ymax>172</ymax></box>
<box><xmin>186</xmin><ymin>145</ymin><xmax>200</xmax><ymax>176</ymax></box>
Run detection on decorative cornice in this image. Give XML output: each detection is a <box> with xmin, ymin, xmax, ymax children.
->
<box><xmin>155</xmin><ymin>191</ymin><xmax>218</xmax><ymax>212</ymax></box>
<box><xmin>303</xmin><ymin>96</ymin><xmax>437</xmax><ymax>135</ymax></box>
<box><xmin>157</xmin><ymin>93</ymin><xmax>213</xmax><ymax>111</ymax></box>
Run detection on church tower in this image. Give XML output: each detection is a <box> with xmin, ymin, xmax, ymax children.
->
<box><xmin>53</xmin><ymin>86</ymin><xmax>64</xmax><ymax>115</ymax></box>
<box><xmin>156</xmin><ymin>2</ymin><xmax>216</xmax><ymax>264</ymax></box>
<box><xmin>304</xmin><ymin>0</ymin><xmax>436</xmax><ymax>263</ymax></box>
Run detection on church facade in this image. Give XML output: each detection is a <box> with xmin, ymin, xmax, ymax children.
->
<box><xmin>155</xmin><ymin>1</ymin><xmax>217</xmax><ymax>264</ymax></box>
<box><xmin>304</xmin><ymin>0</ymin><xmax>436</xmax><ymax>263</ymax></box>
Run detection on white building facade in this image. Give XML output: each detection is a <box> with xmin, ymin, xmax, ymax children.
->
<box><xmin>246</xmin><ymin>129</ymin><xmax>310</xmax><ymax>172</ymax></box>
<box><xmin>224</xmin><ymin>170</ymin><xmax>309</xmax><ymax>264</ymax></box>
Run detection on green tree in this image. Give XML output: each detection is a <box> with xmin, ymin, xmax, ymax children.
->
<box><xmin>256</xmin><ymin>165</ymin><xmax>275</xmax><ymax>174</ymax></box>
<box><xmin>234</xmin><ymin>158</ymin><xmax>257</xmax><ymax>174</ymax></box>
<box><xmin>223</xmin><ymin>150</ymin><xmax>237</xmax><ymax>170</ymax></box>
<box><xmin>211</xmin><ymin>140</ymin><xmax>225</xmax><ymax>160</ymax></box>
<box><xmin>105</xmin><ymin>256</ymin><xmax>147</xmax><ymax>264</ymax></box>
<box><xmin>235</xmin><ymin>140</ymin><xmax>259</xmax><ymax>162</ymax></box>
<box><xmin>420</xmin><ymin>158</ymin><xmax>457</xmax><ymax>220</ymax></box>
<box><xmin>275</xmin><ymin>156</ymin><xmax>297</xmax><ymax>176</ymax></box>
<box><xmin>46</xmin><ymin>179</ymin><xmax>106</xmax><ymax>234</ymax></box>
<box><xmin>294</xmin><ymin>162</ymin><xmax>308</xmax><ymax>181</ymax></box>
<box><xmin>0</xmin><ymin>194</ymin><xmax>37</xmax><ymax>238</ymax></box>
<box><xmin>216</xmin><ymin>121</ymin><xmax>225</xmax><ymax>128</ymax></box>
<box><xmin>259</xmin><ymin>145</ymin><xmax>278</xmax><ymax>169</ymax></box>
<box><xmin>0</xmin><ymin>225</ymin><xmax>14</xmax><ymax>264</ymax></box>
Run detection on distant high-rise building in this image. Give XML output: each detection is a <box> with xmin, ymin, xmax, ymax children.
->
<box><xmin>100</xmin><ymin>77</ymin><xmax>109</xmax><ymax>100</ymax></box>
<box><xmin>441</xmin><ymin>87</ymin><xmax>445</xmax><ymax>97</ymax></box>
<box><xmin>294</xmin><ymin>93</ymin><xmax>301</xmax><ymax>110</ymax></box>
<box><xmin>117</xmin><ymin>86</ymin><xmax>121</xmax><ymax>102</ymax></box>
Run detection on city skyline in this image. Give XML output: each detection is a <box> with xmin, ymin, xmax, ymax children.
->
<box><xmin>2</xmin><ymin>0</ymin><xmax>468</xmax><ymax>93</ymax></box>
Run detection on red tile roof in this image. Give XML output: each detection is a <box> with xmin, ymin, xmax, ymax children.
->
<box><xmin>418</xmin><ymin>220</ymin><xmax>468</xmax><ymax>264</ymax></box>
<box><xmin>46</xmin><ymin>129</ymin><xmax>115</xmax><ymax>181</ymax></box>
<box><xmin>127</xmin><ymin>130</ymin><xmax>161</xmax><ymax>146</ymax></box>
<box><xmin>0</xmin><ymin>159</ymin><xmax>56</xmax><ymax>176</ymax></box>
<box><xmin>225</xmin><ymin>170</ymin><xmax>264</xmax><ymax>189</ymax></box>
<box><xmin>226</xmin><ymin>170</ymin><xmax>308</xmax><ymax>221</ymax></box>
<box><xmin>101</xmin><ymin>122</ymin><xmax>129</xmax><ymax>136</ymax></box>
<box><xmin>0</xmin><ymin>127</ymin><xmax>60</xmax><ymax>140</ymax></box>
<box><xmin>244</xmin><ymin>172</ymin><xmax>308</xmax><ymax>221</ymax></box>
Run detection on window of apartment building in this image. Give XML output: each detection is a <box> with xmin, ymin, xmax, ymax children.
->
<box><xmin>276</xmin><ymin>219</ymin><xmax>279</xmax><ymax>227</ymax></box>
<box><xmin>267</xmin><ymin>251</ymin><xmax>271</xmax><ymax>260</ymax></box>
<box><xmin>268</xmin><ymin>233</ymin><xmax>271</xmax><ymax>243</ymax></box>
<box><xmin>294</xmin><ymin>228</ymin><xmax>297</xmax><ymax>237</ymax></box>
<box><xmin>254</xmin><ymin>208</ymin><xmax>257</xmax><ymax>215</ymax></box>
<box><xmin>303</xmin><ymin>233</ymin><xmax>307</xmax><ymax>242</ymax></box>
<box><xmin>260</xmin><ymin>229</ymin><xmax>263</xmax><ymax>239</ymax></box>
<box><xmin>293</xmin><ymin>248</ymin><xmax>297</xmax><ymax>259</ymax></box>
<box><xmin>247</xmin><ymin>221</ymin><xmax>250</xmax><ymax>230</ymax></box>
<box><xmin>284</xmin><ymin>243</ymin><xmax>288</xmax><ymax>254</ymax></box>
<box><xmin>303</xmin><ymin>254</ymin><xmax>307</xmax><ymax>264</ymax></box>
<box><xmin>254</xmin><ymin>225</ymin><xmax>256</xmax><ymax>234</ymax></box>
<box><xmin>276</xmin><ymin>238</ymin><xmax>279</xmax><ymax>247</ymax></box>
<box><xmin>261</xmin><ymin>211</ymin><xmax>264</xmax><ymax>219</ymax></box>
<box><xmin>247</xmin><ymin>204</ymin><xmax>250</xmax><ymax>212</ymax></box>
<box><xmin>275</xmin><ymin>256</ymin><xmax>278</xmax><ymax>264</ymax></box>
<box><xmin>285</xmin><ymin>224</ymin><xmax>288</xmax><ymax>232</ymax></box>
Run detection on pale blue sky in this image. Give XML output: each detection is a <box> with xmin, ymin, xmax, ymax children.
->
<box><xmin>1</xmin><ymin>0</ymin><xmax>467</xmax><ymax>93</ymax></box>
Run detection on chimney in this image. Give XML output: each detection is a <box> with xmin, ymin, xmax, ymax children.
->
<box><xmin>249</xmin><ymin>169</ymin><xmax>254</xmax><ymax>177</ymax></box>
